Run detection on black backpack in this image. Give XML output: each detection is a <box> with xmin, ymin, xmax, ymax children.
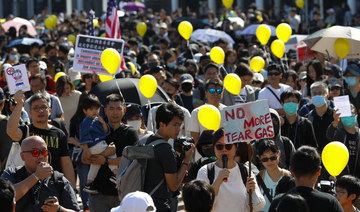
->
<box><xmin>207</xmin><ymin>161</ymin><xmax>248</xmax><ymax>186</ymax></box>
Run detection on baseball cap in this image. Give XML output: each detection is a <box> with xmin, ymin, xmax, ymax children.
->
<box><xmin>346</xmin><ymin>63</ymin><xmax>360</xmax><ymax>76</ymax></box>
<box><xmin>68</xmin><ymin>67</ymin><xmax>81</xmax><ymax>85</ymax></box>
<box><xmin>184</xmin><ymin>59</ymin><xmax>198</xmax><ymax>71</ymax></box>
<box><xmin>253</xmin><ymin>72</ymin><xmax>264</xmax><ymax>83</ymax></box>
<box><xmin>125</xmin><ymin>104</ymin><xmax>142</xmax><ymax>120</ymax></box>
<box><xmin>39</xmin><ymin>61</ymin><xmax>47</xmax><ymax>70</ymax></box>
<box><xmin>327</xmin><ymin>77</ymin><xmax>341</xmax><ymax>89</ymax></box>
<box><xmin>159</xmin><ymin>22</ymin><xmax>167</xmax><ymax>29</ymax></box>
<box><xmin>180</xmin><ymin>73</ymin><xmax>194</xmax><ymax>84</ymax></box>
<box><xmin>110</xmin><ymin>191</ymin><xmax>156</xmax><ymax>212</ymax></box>
<box><xmin>299</xmin><ymin>71</ymin><xmax>307</xmax><ymax>80</ymax></box>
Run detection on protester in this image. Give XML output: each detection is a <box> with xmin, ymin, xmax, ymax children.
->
<box><xmin>1</xmin><ymin>136</ymin><xmax>80</xmax><ymax>212</ymax></box>
<box><xmin>177</xmin><ymin>73</ymin><xmax>195</xmax><ymax>113</ymax></box>
<box><xmin>182</xmin><ymin>180</ymin><xmax>215</xmax><ymax>212</ymax></box>
<box><xmin>110</xmin><ymin>191</ymin><xmax>156</xmax><ymax>212</ymax></box>
<box><xmin>124</xmin><ymin>104</ymin><xmax>153</xmax><ymax>140</ymax></box>
<box><xmin>335</xmin><ymin>175</ymin><xmax>360</xmax><ymax>212</ymax></box>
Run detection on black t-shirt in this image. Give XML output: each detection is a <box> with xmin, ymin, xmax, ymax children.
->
<box><xmin>345</xmin><ymin>132</ymin><xmax>360</xmax><ymax>176</ymax></box>
<box><xmin>93</xmin><ymin>124</ymin><xmax>138</xmax><ymax>195</ymax></box>
<box><xmin>19</xmin><ymin>124</ymin><xmax>69</xmax><ymax>172</ymax></box>
<box><xmin>179</xmin><ymin>93</ymin><xmax>194</xmax><ymax>113</ymax></box>
<box><xmin>269</xmin><ymin>186</ymin><xmax>343</xmax><ymax>212</ymax></box>
<box><xmin>144</xmin><ymin>135</ymin><xmax>177</xmax><ymax>211</ymax></box>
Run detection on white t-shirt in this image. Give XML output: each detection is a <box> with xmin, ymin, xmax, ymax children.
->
<box><xmin>257</xmin><ymin>84</ymin><xmax>292</xmax><ymax>110</ymax></box>
<box><xmin>197</xmin><ymin>163</ymin><xmax>266</xmax><ymax>212</ymax></box>
<box><xmin>260</xmin><ymin>170</ymin><xmax>283</xmax><ymax>212</ymax></box>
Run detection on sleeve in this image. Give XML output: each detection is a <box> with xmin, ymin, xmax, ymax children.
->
<box><xmin>79</xmin><ymin>119</ymin><xmax>92</xmax><ymax>145</ymax></box>
<box><xmin>69</xmin><ymin>117</ymin><xmax>78</xmax><ymax>138</ymax></box>
<box><xmin>157</xmin><ymin>144</ymin><xmax>177</xmax><ymax>174</ymax></box>
<box><xmin>1</xmin><ymin>168</ymin><xmax>16</xmax><ymax>184</ymax></box>
<box><xmin>196</xmin><ymin>165</ymin><xmax>210</xmax><ymax>184</ymax></box>
<box><xmin>257</xmin><ymin>89</ymin><xmax>265</xmax><ymax>100</ymax></box>
<box><xmin>182</xmin><ymin>107</ymin><xmax>191</xmax><ymax>137</ymax></box>
<box><xmin>24</xmin><ymin>100</ymin><xmax>30</xmax><ymax>117</ymax></box>
<box><xmin>246</xmin><ymin>170</ymin><xmax>266</xmax><ymax>211</ymax></box>
<box><xmin>51</xmin><ymin>96</ymin><xmax>64</xmax><ymax>116</ymax></box>
<box><xmin>18</xmin><ymin>125</ymin><xmax>28</xmax><ymax>142</ymax></box>
<box><xmin>189</xmin><ymin>109</ymin><xmax>200</xmax><ymax>133</ymax></box>
<box><xmin>58</xmin><ymin>131</ymin><xmax>69</xmax><ymax>157</ymax></box>
<box><xmin>117</xmin><ymin>127</ymin><xmax>138</xmax><ymax>157</ymax></box>
<box><xmin>326</xmin><ymin>123</ymin><xmax>344</xmax><ymax>142</ymax></box>
<box><xmin>59</xmin><ymin>177</ymin><xmax>80</xmax><ymax>211</ymax></box>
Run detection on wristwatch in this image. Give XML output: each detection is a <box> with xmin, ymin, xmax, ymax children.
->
<box><xmin>104</xmin><ymin>158</ymin><xmax>109</xmax><ymax>166</ymax></box>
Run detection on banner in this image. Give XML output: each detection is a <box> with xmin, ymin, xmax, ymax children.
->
<box><xmin>221</xmin><ymin>100</ymin><xmax>274</xmax><ymax>144</ymax></box>
<box><xmin>73</xmin><ymin>35</ymin><xmax>124</xmax><ymax>75</ymax></box>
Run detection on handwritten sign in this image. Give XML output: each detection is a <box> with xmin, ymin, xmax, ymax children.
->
<box><xmin>334</xmin><ymin>95</ymin><xmax>352</xmax><ymax>117</ymax></box>
<box><xmin>73</xmin><ymin>35</ymin><xmax>125</xmax><ymax>75</ymax></box>
<box><xmin>221</xmin><ymin>100</ymin><xmax>274</xmax><ymax>144</ymax></box>
<box><xmin>5</xmin><ymin>64</ymin><xmax>30</xmax><ymax>95</ymax></box>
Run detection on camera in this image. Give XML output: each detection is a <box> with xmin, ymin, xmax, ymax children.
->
<box><xmin>174</xmin><ymin>137</ymin><xmax>194</xmax><ymax>152</ymax></box>
<box><xmin>317</xmin><ymin>180</ymin><xmax>335</xmax><ymax>195</ymax></box>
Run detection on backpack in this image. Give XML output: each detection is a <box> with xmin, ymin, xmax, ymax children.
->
<box><xmin>207</xmin><ymin>161</ymin><xmax>248</xmax><ymax>186</ymax></box>
<box><xmin>116</xmin><ymin>137</ymin><xmax>167</xmax><ymax>201</ymax></box>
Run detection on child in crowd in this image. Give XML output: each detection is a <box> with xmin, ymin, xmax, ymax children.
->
<box><xmin>80</xmin><ymin>94</ymin><xmax>117</xmax><ymax>194</ymax></box>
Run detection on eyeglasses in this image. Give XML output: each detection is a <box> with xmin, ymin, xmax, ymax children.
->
<box><xmin>267</xmin><ymin>72</ymin><xmax>281</xmax><ymax>76</ymax></box>
<box><xmin>22</xmin><ymin>149</ymin><xmax>48</xmax><ymax>157</ymax></box>
<box><xmin>215</xmin><ymin>144</ymin><xmax>233</xmax><ymax>151</ymax></box>
<box><xmin>335</xmin><ymin>191</ymin><xmax>347</xmax><ymax>196</ymax></box>
<box><xmin>31</xmin><ymin>106</ymin><xmax>49</xmax><ymax>112</ymax></box>
<box><xmin>208</xmin><ymin>88</ymin><xmax>223</xmax><ymax>94</ymax></box>
<box><xmin>84</xmin><ymin>75</ymin><xmax>92</xmax><ymax>79</ymax></box>
<box><xmin>260</xmin><ymin>155</ymin><xmax>278</xmax><ymax>162</ymax></box>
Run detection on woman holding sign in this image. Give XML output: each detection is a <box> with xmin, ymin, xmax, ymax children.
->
<box><xmin>197</xmin><ymin>128</ymin><xmax>265</xmax><ymax>212</ymax></box>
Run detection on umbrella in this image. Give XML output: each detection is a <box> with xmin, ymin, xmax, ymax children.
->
<box><xmin>7</xmin><ymin>38</ymin><xmax>43</xmax><ymax>48</ymax></box>
<box><xmin>303</xmin><ymin>26</ymin><xmax>360</xmax><ymax>59</ymax></box>
<box><xmin>172</xmin><ymin>17</ymin><xmax>205</xmax><ymax>30</ymax></box>
<box><xmin>285</xmin><ymin>34</ymin><xmax>308</xmax><ymax>53</ymax></box>
<box><xmin>1</xmin><ymin>17</ymin><xmax>37</xmax><ymax>37</ymax></box>
<box><xmin>240</xmin><ymin>24</ymin><xmax>276</xmax><ymax>36</ymax></box>
<box><xmin>216</xmin><ymin>17</ymin><xmax>245</xmax><ymax>28</ymax></box>
<box><xmin>123</xmin><ymin>2</ymin><xmax>145</xmax><ymax>11</ymax></box>
<box><xmin>91</xmin><ymin>78</ymin><xmax>169</xmax><ymax>106</ymax></box>
<box><xmin>191</xmin><ymin>28</ymin><xmax>235</xmax><ymax>44</ymax></box>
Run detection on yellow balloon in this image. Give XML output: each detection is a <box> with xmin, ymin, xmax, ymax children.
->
<box><xmin>99</xmin><ymin>74</ymin><xmax>113</xmax><ymax>82</ymax></box>
<box><xmin>198</xmin><ymin>105</ymin><xmax>221</xmax><ymax>131</ymax></box>
<box><xmin>100</xmin><ymin>33</ymin><xmax>106</xmax><ymax>38</ymax></box>
<box><xmin>139</xmin><ymin>75</ymin><xmax>157</xmax><ymax>99</ymax></box>
<box><xmin>127</xmin><ymin>62</ymin><xmax>136</xmax><ymax>75</ymax></box>
<box><xmin>224</xmin><ymin>73</ymin><xmax>242</xmax><ymax>95</ymax></box>
<box><xmin>178</xmin><ymin>21</ymin><xmax>193</xmax><ymax>40</ymax></box>
<box><xmin>210</xmin><ymin>46</ymin><xmax>225</xmax><ymax>64</ymax></box>
<box><xmin>45</xmin><ymin>18</ymin><xmax>53</xmax><ymax>30</ymax></box>
<box><xmin>67</xmin><ymin>34</ymin><xmax>76</xmax><ymax>44</ymax></box>
<box><xmin>271</xmin><ymin>39</ymin><xmax>285</xmax><ymax>58</ymax></box>
<box><xmin>100</xmin><ymin>48</ymin><xmax>121</xmax><ymax>75</ymax></box>
<box><xmin>334</xmin><ymin>38</ymin><xmax>351</xmax><ymax>59</ymax></box>
<box><xmin>322</xmin><ymin>141</ymin><xmax>349</xmax><ymax>177</ymax></box>
<box><xmin>276</xmin><ymin>23</ymin><xmax>292</xmax><ymax>43</ymax></box>
<box><xmin>222</xmin><ymin>0</ymin><xmax>234</xmax><ymax>9</ymax></box>
<box><xmin>50</xmin><ymin>15</ymin><xmax>57</xmax><ymax>28</ymax></box>
<box><xmin>54</xmin><ymin>72</ymin><xmax>66</xmax><ymax>82</ymax></box>
<box><xmin>250</xmin><ymin>56</ymin><xmax>265</xmax><ymax>72</ymax></box>
<box><xmin>295</xmin><ymin>0</ymin><xmax>304</xmax><ymax>9</ymax></box>
<box><xmin>136</xmin><ymin>22</ymin><xmax>147</xmax><ymax>37</ymax></box>
<box><xmin>256</xmin><ymin>24</ymin><xmax>271</xmax><ymax>45</ymax></box>
<box><xmin>93</xmin><ymin>19</ymin><xmax>99</xmax><ymax>27</ymax></box>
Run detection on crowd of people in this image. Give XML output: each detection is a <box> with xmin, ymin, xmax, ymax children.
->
<box><xmin>0</xmin><ymin>1</ymin><xmax>360</xmax><ymax>212</ymax></box>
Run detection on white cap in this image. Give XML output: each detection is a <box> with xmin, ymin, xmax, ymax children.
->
<box><xmin>110</xmin><ymin>191</ymin><xmax>156</xmax><ymax>212</ymax></box>
<box><xmin>68</xmin><ymin>67</ymin><xmax>81</xmax><ymax>82</ymax></box>
<box><xmin>253</xmin><ymin>72</ymin><xmax>264</xmax><ymax>83</ymax></box>
<box><xmin>39</xmin><ymin>61</ymin><xmax>47</xmax><ymax>70</ymax></box>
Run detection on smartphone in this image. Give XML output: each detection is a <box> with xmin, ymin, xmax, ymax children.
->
<box><xmin>44</xmin><ymin>196</ymin><xmax>56</xmax><ymax>205</ymax></box>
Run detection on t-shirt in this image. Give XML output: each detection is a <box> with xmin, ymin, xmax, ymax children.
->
<box><xmin>345</xmin><ymin>132</ymin><xmax>360</xmax><ymax>176</ymax></box>
<box><xmin>260</xmin><ymin>170</ymin><xmax>283</xmax><ymax>212</ymax></box>
<box><xmin>24</xmin><ymin>93</ymin><xmax>63</xmax><ymax>120</ymax></box>
<box><xmin>59</xmin><ymin>90</ymin><xmax>81</xmax><ymax>133</ymax></box>
<box><xmin>19</xmin><ymin>124</ymin><xmax>69</xmax><ymax>172</ymax></box>
<box><xmin>144</xmin><ymin>135</ymin><xmax>177</xmax><ymax>211</ymax></box>
<box><xmin>79</xmin><ymin>117</ymin><xmax>109</xmax><ymax>147</ymax></box>
<box><xmin>258</xmin><ymin>84</ymin><xmax>293</xmax><ymax>110</ymax></box>
<box><xmin>178</xmin><ymin>93</ymin><xmax>194</xmax><ymax>113</ymax></box>
<box><xmin>269</xmin><ymin>186</ymin><xmax>343</xmax><ymax>212</ymax></box>
<box><xmin>93</xmin><ymin>124</ymin><xmax>138</xmax><ymax>196</ymax></box>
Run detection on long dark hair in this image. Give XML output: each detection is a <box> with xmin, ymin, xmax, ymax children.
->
<box><xmin>55</xmin><ymin>75</ymin><xmax>75</xmax><ymax>97</ymax></box>
<box><xmin>306</xmin><ymin>60</ymin><xmax>323</xmax><ymax>96</ymax></box>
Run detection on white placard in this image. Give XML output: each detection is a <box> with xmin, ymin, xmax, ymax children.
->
<box><xmin>5</xmin><ymin>64</ymin><xmax>30</xmax><ymax>95</ymax></box>
<box><xmin>73</xmin><ymin>35</ymin><xmax>125</xmax><ymax>75</ymax></box>
<box><xmin>334</xmin><ymin>95</ymin><xmax>352</xmax><ymax>117</ymax></box>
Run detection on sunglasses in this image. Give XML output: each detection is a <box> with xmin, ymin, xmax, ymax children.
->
<box><xmin>209</xmin><ymin>88</ymin><xmax>223</xmax><ymax>94</ymax></box>
<box><xmin>215</xmin><ymin>144</ymin><xmax>233</xmax><ymax>151</ymax></box>
<box><xmin>267</xmin><ymin>72</ymin><xmax>281</xmax><ymax>76</ymax></box>
<box><xmin>331</xmin><ymin>87</ymin><xmax>341</xmax><ymax>91</ymax></box>
<box><xmin>23</xmin><ymin>149</ymin><xmax>49</xmax><ymax>157</ymax></box>
<box><xmin>260</xmin><ymin>155</ymin><xmax>278</xmax><ymax>163</ymax></box>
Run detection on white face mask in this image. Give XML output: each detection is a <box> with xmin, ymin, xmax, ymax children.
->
<box><xmin>127</xmin><ymin>120</ymin><xmax>142</xmax><ymax>130</ymax></box>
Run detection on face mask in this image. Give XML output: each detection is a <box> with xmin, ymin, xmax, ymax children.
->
<box><xmin>49</xmin><ymin>55</ymin><xmax>58</xmax><ymax>62</ymax></box>
<box><xmin>342</xmin><ymin>116</ymin><xmax>357</xmax><ymax>128</ymax></box>
<box><xmin>181</xmin><ymin>83</ymin><xmax>193</xmax><ymax>92</ymax></box>
<box><xmin>40</xmin><ymin>70</ymin><xmax>45</xmax><ymax>75</ymax></box>
<box><xmin>127</xmin><ymin>120</ymin><xmax>142</xmax><ymax>130</ymax></box>
<box><xmin>94</xmin><ymin>31</ymin><xmax>99</xmax><ymax>36</ymax></box>
<box><xmin>262</xmin><ymin>70</ymin><xmax>268</xmax><ymax>79</ymax></box>
<box><xmin>34</xmin><ymin>53</ymin><xmax>41</xmax><ymax>58</ymax></box>
<box><xmin>203</xmin><ymin>19</ymin><xmax>209</xmax><ymax>24</ymax></box>
<box><xmin>9</xmin><ymin>54</ymin><xmax>19</xmax><ymax>61</ymax></box>
<box><xmin>58</xmin><ymin>56</ymin><xmax>65</xmax><ymax>61</ymax></box>
<box><xmin>138</xmin><ymin>43</ymin><xmax>142</xmax><ymax>48</ymax></box>
<box><xmin>148</xmin><ymin>62</ymin><xmax>158</xmax><ymax>68</ymax></box>
<box><xmin>283</xmin><ymin>102</ymin><xmax>298</xmax><ymax>115</ymax></box>
<box><xmin>345</xmin><ymin>77</ymin><xmax>357</xmax><ymax>87</ymax></box>
<box><xmin>312</xmin><ymin>95</ymin><xmax>326</xmax><ymax>107</ymax></box>
<box><xmin>202</xmin><ymin>148</ymin><xmax>215</xmax><ymax>158</ymax></box>
<box><xmin>167</xmin><ymin>61</ymin><xmax>176</xmax><ymax>68</ymax></box>
<box><xmin>131</xmin><ymin>59</ymin><xmax>136</xmax><ymax>64</ymax></box>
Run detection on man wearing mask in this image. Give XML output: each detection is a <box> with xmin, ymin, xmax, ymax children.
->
<box><xmin>58</xmin><ymin>43</ymin><xmax>72</xmax><ymax>73</ymax></box>
<box><xmin>7</xmin><ymin>48</ymin><xmax>19</xmax><ymax>65</ymax></box>
<box><xmin>177</xmin><ymin>74</ymin><xmax>194</xmax><ymax>113</ymax></box>
<box><xmin>44</xmin><ymin>42</ymin><xmax>59</xmax><ymax>77</ymax></box>
<box><xmin>327</xmin><ymin>105</ymin><xmax>360</xmax><ymax>177</ymax></box>
<box><xmin>280</xmin><ymin>90</ymin><xmax>318</xmax><ymax>149</ymax></box>
<box><xmin>344</xmin><ymin>63</ymin><xmax>360</xmax><ymax>125</ymax></box>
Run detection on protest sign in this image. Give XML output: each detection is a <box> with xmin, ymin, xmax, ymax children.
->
<box><xmin>73</xmin><ymin>35</ymin><xmax>124</xmax><ymax>75</ymax></box>
<box><xmin>221</xmin><ymin>100</ymin><xmax>274</xmax><ymax>144</ymax></box>
<box><xmin>334</xmin><ymin>95</ymin><xmax>352</xmax><ymax>117</ymax></box>
<box><xmin>5</xmin><ymin>64</ymin><xmax>30</xmax><ymax>95</ymax></box>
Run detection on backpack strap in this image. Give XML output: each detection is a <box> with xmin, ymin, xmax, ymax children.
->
<box><xmin>149</xmin><ymin>178</ymin><xmax>165</xmax><ymax>196</ymax></box>
<box><xmin>266</xmin><ymin>87</ymin><xmax>281</xmax><ymax>104</ymax></box>
<box><xmin>237</xmin><ymin>162</ymin><xmax>248</xmax><ymax>186</ymax></box>
<box><xmin>256</xmin><ymin>171</ymin><xmax>273</xmax><ymax>202</ymax></box>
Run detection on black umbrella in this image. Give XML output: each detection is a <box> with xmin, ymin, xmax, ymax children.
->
<box><xmin>91</xmin><ymin>78</ymin><xmax>170</xmax><ymax>106</ymax></box>
<box><xmin>172</xmin><ymin>17</ymin><xmax>205</xmax><ymax>30</ymax></box>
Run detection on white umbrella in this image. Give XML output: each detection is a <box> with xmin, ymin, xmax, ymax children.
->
<box><xmin>191</xmin><ymin>28</ymin><xmax>235</xmax><ymax>44</ymax></box>
<box><xmin>285</xmin><ymin>34</ymin><xmax>308</xmax><ymax>53</ymax></box>
<box><xmin>303</xmin><ymin>26</ymin><xmax>360</xmax><ymax>59</ymax></box>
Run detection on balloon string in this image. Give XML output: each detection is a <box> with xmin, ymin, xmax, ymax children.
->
<box><xmin>220</xmin><ymin>65</ymin><xmax>228</xmax><ymax>76</ymax></box>
<box><xmin>147</xmin><ymin>99</ymin><xmax>155</xmax><ymax>132</ymax></box>
<box><xmin>284</xmin><ymin>47</ymin><xmax>289</xmax><ymax>71</ymax></box>
<box><xmin>187</xmin><ymin>40</ymin><xmax>194</xmax><ymax>59</ymax></box>
<box><xmin>263</xmin><ymin>45</ymin><xmax>272</xmax><ymax>63</ymax></box>
<box><xmin>237</xmin><ymin>93</ymin><xmax>245</xmax><ymax>103</ymax></box>
<box><xmin>115</xmin><ymin>79</ymin><xmax>125</xmax><ymax>102</ymax></box>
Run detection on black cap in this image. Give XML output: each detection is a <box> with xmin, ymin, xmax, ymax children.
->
<box><xmin>125</xmin><ymin>104</ymin><xmax>142</xmax><ymax>120</ymax></box>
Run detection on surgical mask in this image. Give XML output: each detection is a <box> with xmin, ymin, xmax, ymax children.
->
<box><xmin>49</xmin><ymin>55</ymin><xmax>58</xmax><ymax>63</ymax></box>
<box><xmin>148</xmin><ymin>62</ymin><xmax>158</xmax><ymax>68</ymax></box>
<box><xmin>202</xmin><ymin>148</ymin><xmax>215</xmax><ymax>158</ymax></box>
<box><xmin>312</xmin><ymin>95</ymin><xmax>326</xmax><ymax>107</ymax></box>
<box><xmin>9</xmin><ymin>54</ymin><xmax>19</xmax><ymax>61</ymax></box>
<box><xmin>167</xmin><ymin>61</ymin><xmax>176</xmax><ymax>68</ymax></box>
<box><xmin>345</xmin><ymin>77</ymin><xmax>357</xmax><ymax>87</ymax></box>
<box><xmin>342</xmin><ymin>116</ymin><xmax>357</xmax><ymax>128</ymax></box>
<box><xmin>138</xmin><ymin>43</ymin><xmax>142</xmax><ymax>48</ymax></box>
<box><xmin>203</xmin><ymin>19</ymin><xmax>209</xmax><ymax>24</ymax></box>
<box><xmin>127</xmin><ymin>120</ymin><xmax>142</xmax><ymax>130</ymax></box>
<box><xmin>181</xmin><ymin>83</ymin><xmax>193</xmax><ymax>92</ymax></box>
<box><xmin>262</xmin><ymin>70</ymin><xmax>268</xmax><ymax>79</ymax></box>
<box><xmin>40</xmin><ymin>70</ymin><xmax>45</xmax><ymax>75</ymax></box>
<box><xmin>283</xmin><ymin>102</ymin><xmax>298</xmax><ymax>115</ymax></box>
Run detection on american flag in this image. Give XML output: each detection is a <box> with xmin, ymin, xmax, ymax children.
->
<box><xmin>88</xmin><ymin>10</ymin><xmax>95</xmax><ymax>36</ymax></box>
<box><xmin>106</xmin><ymin>0</ymin><xmax>121</xmax><ymax>39</ymax></box>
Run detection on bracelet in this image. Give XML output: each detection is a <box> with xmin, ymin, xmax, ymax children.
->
<box><xmin>32</xmin><ymin>173</ymin><xmax>39</xmax><ymax>181</ymax></box>
<box><xmin>182</xmin><ymin>162</ymin><xmax>190</xmax><ymax>168</ymax></box>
